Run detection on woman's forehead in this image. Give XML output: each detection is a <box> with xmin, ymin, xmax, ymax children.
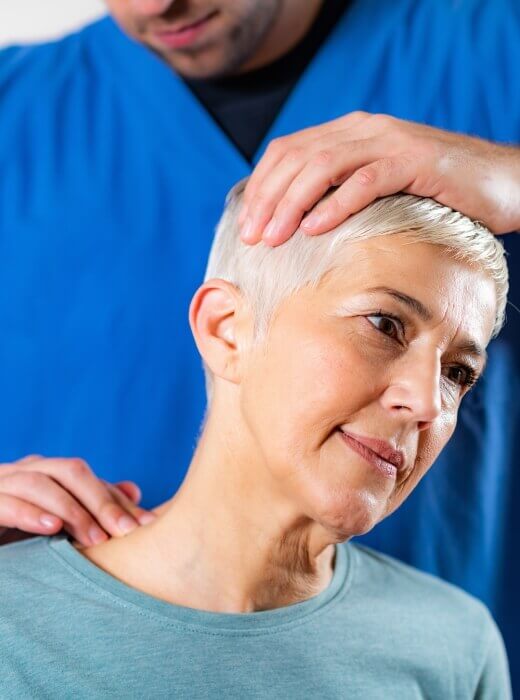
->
<box><xmin>308</xmin><ymin>235</ymin><xmax>498</xmax><ymax>343</ymax></box>
<box><xmin>322</xmin><ymin>235</ymin><xmax>489</xmax><ymax>294</ymax></box>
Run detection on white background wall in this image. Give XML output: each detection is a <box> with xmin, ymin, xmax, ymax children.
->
<box><xmin>0</xmin><ymin>0</ymin><xmax>106</xmax><ymax>47</ymax></box>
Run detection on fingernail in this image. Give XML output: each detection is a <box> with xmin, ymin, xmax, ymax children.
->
<box><xmin>301</xmin><ymin>212</ymin><xmax>322</xmax><ymax>230</ymax></box>
<box><xmin>139</xmin><ymin>512</ymin><xmax>157</xmax><ymax>525</ymax></box>
<box><xmin>40</xmin><ymin>514</ymin><xmax>60</xmax><ymax>528</ymax></box>
<box><xmin>89</xmin><ymin>525</ymin><xmax>107</xmax><ymax>544</ymax></box>
<box><xmin>240</xmin><ymin>217</ymin><xmax>254</xmax><ymax>242</ymax></box>
<box><xmin>118</xmin><ymin>514</ymin><xmax>137</xmax><ymax>535</ymax></box>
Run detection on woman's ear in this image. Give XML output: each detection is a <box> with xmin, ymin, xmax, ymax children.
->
<box><xmin>189</xmin><ymin>279</ymin><xmax>246</xmax><ymax>386</ymax></box>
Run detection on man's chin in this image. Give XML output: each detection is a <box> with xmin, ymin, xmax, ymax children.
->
<box><xmin>147</xmin><ymin>39</ymin><xmax>253</xmax><ymax>80</ymax></box>
<box><xmin>156</xmin><ymin>54</ymin><xmax>225</xmax><ymax>80</ymax></box>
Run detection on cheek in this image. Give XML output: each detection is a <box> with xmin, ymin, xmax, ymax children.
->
<box><xmin>420</xmin><ymin>406</ymin><xmax>459</xmax><ymax>469</ymax></box>
<box><xmin>387</xmin><ymin>411</ymin><xmax>458</xmax><ymax>513</ymax></box>
<box><xmin>240</xmin><ymin>324</ymin><xmax>386</xmax><ymax>503</ymax></box>
<box><xmin>245</xmin><ymin>332</ymin><xmax>372</xmax><ymax>451</ymax></box>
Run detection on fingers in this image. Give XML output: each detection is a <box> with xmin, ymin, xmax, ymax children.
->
<box><xmin>240</xmin><ymin>146</ymin><xmax>308</xmax><ymax>244</ymax></box>
<box><xmin>28</xmin><ymin>458</ymin><xmax>147</xmax><ymax>540</ymax></box>
<box><xmin>0</xmin><ymin>456</ymin><xmax>156</xmax><ymax>546</ymax></box>
<box><xmin>0</xmin><ymin>492</ymin><xmax>63</xmax><ymax>535</ymax></box>
<box><xmin>0</xmin><ymin>454</ymin><xmax>44</xmax><ymax>474</ymax></box>
<box><xmin>106</xmin><ymin>482</ymin><xmax>156</xmax><ymax>526</ymax></box>
<box><xmin>240</xmin><ymin>137</ymin><xmax>300</xmax><ymax>232</ymax></box>
<box><xmin>300</xmin><ymin>157</ymin><xmax>416</xmax><ymax>235</ymax></box>
<box><xmin>113</xmin><ymin>480</ymin><xmax>142</xmax><ymax>504</ymax></box>
<box><xmin>15</xmin><ymin>454</ymin><xmax>44</xmax><ymax>464</ymax></box>
<box><xmin>240</xmin><ymin>112</ymin><xmax>371</xmax><ymax>231</ymax></box>
<box><xmin>0</xmin><ymin>472</ymin><xmax>102</xmax><ymax>546</ymax></box>
<box><xmin>248</xmin><ymin>139</ymin><xmax>383</xmax><ymax>246</ymax></box>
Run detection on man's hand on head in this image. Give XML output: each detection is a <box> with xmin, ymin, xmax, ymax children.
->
<box><xmin>0</xmin><ymin>455</ymin><xmax>157</xmax><ymax>547</ymax></box>
<box><xmin>239</xmin><ymin>112</ymin><xmax>520</xmax><ymax>246</ymax></box>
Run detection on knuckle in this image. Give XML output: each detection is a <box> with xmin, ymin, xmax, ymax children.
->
<box><xmin>353</xmin><ymin>166</ymin><xmax>378</xmax><ymax>186</ymax></box>
<box><xmin>19</xmin><ymin>454</ymin><xmax>43</xmax><ymax>461</ymax></box>
<box><xmin>250</xmin><ymin>188</ymin><xmax>275</xmax><ymax>213</ymax></box>
<box><xmin>64</xmin><ymin>502</ymin><xmax>90</xmax><ymax>527</ymax></box>
<box><xmin>249</xmin><ymin>191</ymin><xmax>269</xmax><ymax>212</ymax></box>
<box><xmin>99</xmin><ymin>500</ymin><xmax>124</xmax><ymax>522</ymax></box>
<box><xmin>329</xmin><ymin>194</ymin><xmax>349</xmax><ymax>214</ymax></box>
<box><xmin>371</xmin><ymin>113</ymin><xmax>393</xmax><ymax>129</ymax></box>
<box><xmin>395</xmin><ymin>147</ymin><xmax>414</xmax><ymax>163</ymax></box>
<box><xmin>312</xmin><ymin>149</ymin><xmax>334</xmax><ymax>166</ymax></box>
<box><xmin>65</xmin><ymin>458</ymin><xmax>91</xmax><ymax>479</ymax></box>
<box><xmin>378</xmin><ymin>157</ymin><xmax>396</xmax><ymax>176</ymax></box>
<box><xmin>283</xmin><ymin>146</ymin><xmax>305</xmax><ymax>164</ymax></box>
<box><xmin>276</xmin><ymin>195</ymin><xmax>304</xmax><ymax>217</ymax></box>
<box><xmin>345</xmin><ymin>110</ymin><xmax>368</xmax><ymax>122</ymax></box>
<box><xmin>20</xmin><ymin>471</ymin><xmax>47</xmax><ymax>491</ymax></box>
<box><xmin>8</xmin><ymin>500</ymin><xmax>26</xmax><ymax>522</ymax></box>
<box><xmin>266</xmin><ymin>137</ymin><xmax>286</xmax><ymax>156</ymax></box>
<box><xmin>340</xmin><ymin>109</ymin><xmax>368</xmax><ymax>127</ymax></box>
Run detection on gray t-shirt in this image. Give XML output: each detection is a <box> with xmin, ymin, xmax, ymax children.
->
<box><xmin>0</xmin><ymin>534</ymin><xmax>511</xmax><ymax>699</ymax></box>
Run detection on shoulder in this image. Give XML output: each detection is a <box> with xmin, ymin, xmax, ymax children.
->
<box><xmin>347</xmin><ymin>543</ymin><xmax>512</xmax><ymax>696</ymax></box>
<box><xmin>0</xmin><ymin>536</ymin><xmax>86</xmax><ymax>640</ymax></box>
<box><xmin>348</xmin><ymin>543</ymin><xmax>512</xmax><ymax>692</ymax></box>
<box><xmin>351</xmin><ymin>542</ymin><xmax>492</xmax><ymax>623</ymax></box>
<box><xmin>0</xmin><ymin>18</ymin><xmax>107</xmax><ymax>99</ymax></box>
<box><xmin>0</xmin><ymin>535</ymin><xmax>59</xmax><ymax>585</ymax></box>
<box><xmin>0</xmin><ymin>535</ymin><xmax>72</xmax><ymax>612</ymax></box>
<box><xmin>346</xmin><ymin>0</ymin><xmax>520</xmax><ymax>28</ymax></box>
<box><xmin>349</xmin><ymin>543</ymin><xmax>508</xmax><ymax>667</ymax></box>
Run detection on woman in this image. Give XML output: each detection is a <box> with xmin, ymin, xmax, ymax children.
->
<box><xmin>0</xmin><ymin>183</ymin><xmax>511</xmax><ymax>698</ymax></box>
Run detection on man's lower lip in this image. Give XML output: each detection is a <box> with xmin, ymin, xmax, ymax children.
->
<box><xmin>153</xmin><ymin>14</ymin><xmax>215</xmax><ymax>49</ymax></box>
<box><xmin>338</xmin><ymin>431</ymin><xmax>397</xmax><ymax>479</ymax></box>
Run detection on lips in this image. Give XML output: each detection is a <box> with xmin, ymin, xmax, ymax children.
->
<box><xmin>338</xmin><ymin>429</ymin><xmax>405</xmax><ymax>472</ymax></box>
<box><xmin>152</xmin><ymin>11</ymin><xmax>217</xmax><ymax>49</ymax></box>
<box><xmin>156</xmin><ymin>12</ymin><xmax>214</xmax><ymax>35</ymax></box>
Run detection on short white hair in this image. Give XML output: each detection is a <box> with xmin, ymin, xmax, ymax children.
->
<box><xmin>203</xmin><ymin>179</ymin><xmax>508</xmax><ymax>401</ymax></box>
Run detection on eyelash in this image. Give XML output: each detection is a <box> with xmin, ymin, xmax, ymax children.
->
<box><xmin>366</xmin><ymin>310</ymin><xmax>479</xmax><ymax>389</ymax></box>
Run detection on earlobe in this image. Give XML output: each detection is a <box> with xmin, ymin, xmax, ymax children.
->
<box><xmin>189</xmin><ymin>279</ymin><xmax>244</xmax><ymax>385</ymax></box>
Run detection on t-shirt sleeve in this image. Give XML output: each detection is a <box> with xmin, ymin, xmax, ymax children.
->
<box><xmin>474</xmin><ymin>612</ymin><xmax>512</xmax><ymax>700</ymax></box>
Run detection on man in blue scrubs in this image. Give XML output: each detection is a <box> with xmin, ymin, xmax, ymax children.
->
<box><xmin>0</xmin><ymin>0</ymin><xmax>519</xmax><ymax>687</ymax></box>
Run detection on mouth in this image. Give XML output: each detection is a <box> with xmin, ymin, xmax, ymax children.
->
<box><xmin>337</xmin><ymin>429</ymin><xmax>405</xmax><ymax>479</ymax></box>
<box><xmin>152</xmin><ymin>11</ymin><xmax>219</xmax><ymax>50</ymax></box>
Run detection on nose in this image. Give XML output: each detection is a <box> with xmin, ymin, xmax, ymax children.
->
<box><xmin>129</xmin><ymin>0</ymin><xmax>175</xmax><ymax>17</ymax></box>
<box><xmin>381</xmin><ymin>348</ymin><xmax>442</xmax><ymax>430</ymax></box>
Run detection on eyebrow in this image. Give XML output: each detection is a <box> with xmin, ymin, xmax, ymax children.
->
<box><xmin>453</xmin><ymin>341</ymin><xmax>488</xmax><ymax>371</ymax></box>
<box><xmin>366</xmin><ymin>285</ymin><xmax>488</xmax><ymax>367</ymax></box>
<box><xmin>367</xmin><ymin>286</ymin><xmax>433</xmax><ymax>321</ymax></box>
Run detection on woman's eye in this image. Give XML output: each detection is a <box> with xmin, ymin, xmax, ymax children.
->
<box><xmin>366</xmin><ymin>314</ymin><xmax>402</xmax><ymax>340</ymax></box>
<box><xmin>445</xmin><ymin>365</ymin><xmax>477</xmax><ymax>388</ymax></box>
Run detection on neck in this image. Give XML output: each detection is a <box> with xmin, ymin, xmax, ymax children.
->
<box><xmin>80</xmin><ymin>398</ymin><xmax>338</xmax><ymax>613</ymax></box>
<box><xmin>238</xmin><ymin>0</ymin><xmax>324</xmax><ymax>73</ymax></box>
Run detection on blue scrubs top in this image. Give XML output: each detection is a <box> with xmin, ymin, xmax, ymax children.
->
<box><xmin>0</xmin><ymin>0</ymin><xmax>519</xmax><ymax>686</ymax></box>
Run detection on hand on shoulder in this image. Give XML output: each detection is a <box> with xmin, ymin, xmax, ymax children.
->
<box><xmin>0</xmin><ymin>455</ymin><xmax>156</xmax><ymax>547</ymax></box>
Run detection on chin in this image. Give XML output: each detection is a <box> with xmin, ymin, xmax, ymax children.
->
<box><xmin>314</xmin><ymin>484</ymin><xmax>387</xmax><ymax>540</ymax></box>
<box><xmin>161</xmin><ymin>48</ymin><xmax>234</xmax><ymax>80</ymax></box>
